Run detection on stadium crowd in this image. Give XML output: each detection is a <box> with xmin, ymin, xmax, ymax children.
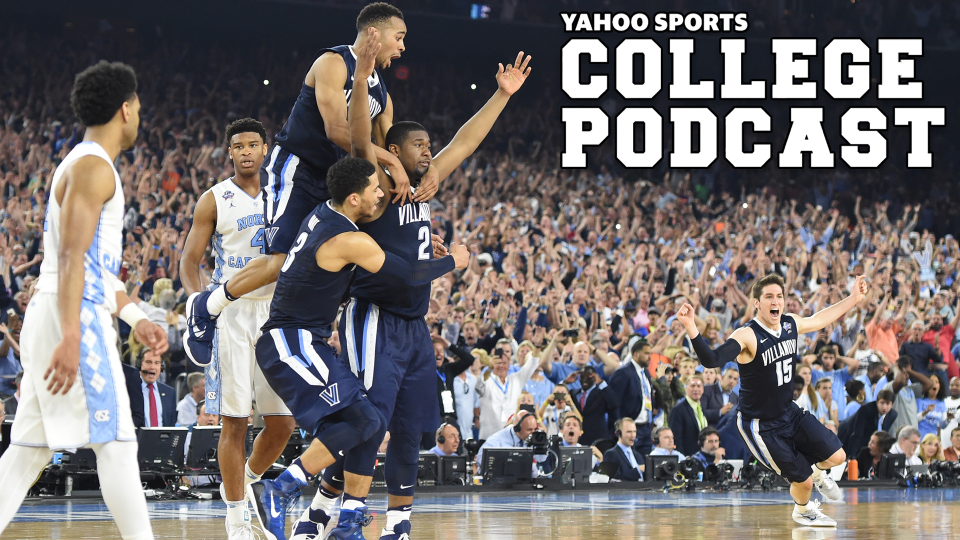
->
<box><xmin>2</xmin><ymin>17</ymin><xmax>960</xmax><ymax>483</ymax></box>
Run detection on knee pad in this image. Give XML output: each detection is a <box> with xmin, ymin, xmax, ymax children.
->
<box><xmin>385</xmin><ymin>432</ymin><xmax>421</xmax><ymax>497</ymax></box>
<box><xmin>342</xmin><ymin>398</ymin><xmax>383</xmax><ymax>442</ymax></box>
<box><xmin>315</xmin><ymin>399</ymin><xmax>383</xmax><ymax>460</ymax></box>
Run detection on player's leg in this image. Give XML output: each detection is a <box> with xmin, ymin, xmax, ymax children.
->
<box><xmin>793</xmin><ymin>410</ymin><xmax>846</xmax><ymax>503</ymax></box>
<box><xmin>90</xmin><ymin>440</ymin><xmax>154</xmax><ymax>540</ymax></box>
<box><xmin>326</xmin><ymin>407</ymin><xmax>388</xmax><ymax>540</ymax></box>
<box><xmin>0</xmin><ymin>444</ymin><xmax>54</xmax><ymax>532</ymax></box>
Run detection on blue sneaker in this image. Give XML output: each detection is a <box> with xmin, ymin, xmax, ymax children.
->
<box><xmin>378</xmin><ymin>520</ymin><xmax>411</xmax><ymax>540</ymax></box>
<box><xmin>324</xmin><ymin>507</ymin><xmax>373</xmax><ymax>540</ymax></box>
<box><xmin>291</xmin><ymin>507</ymin><xmax>331</xmax><ymax>540</ymax></box>
<box><xmin>247</xmin><ymin>479</ymin><xmax>302</xmax><ymax>540</ymax></box>
<box><xmin>184</xmin><ymin>290</ymin><xmax>217</xmax><ymax>367</ymax></box>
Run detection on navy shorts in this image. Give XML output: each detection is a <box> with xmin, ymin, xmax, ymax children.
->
<box><xmin>736</xmin><ymin>403</ymin><xmax>843</xmax><ymax>484</ymax></box>
<box><xmin>260</xmin><ymin>145</ymin><xmax>331</xmax><ymax>255</ymax></box>
<box><xmin>339</xmin><ymin>298</ymin><xmax>440</xmax><ymax>434</ymax></box>
<box><xmin>256</xmin><ymin>327</ymin><xmax>364</xmax><ymax>437</ymax></box>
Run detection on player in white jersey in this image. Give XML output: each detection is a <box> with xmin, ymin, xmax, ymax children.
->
<box><xmin>0</xmin><ymin>61</ymin><xmax>168</xmax><ymax>539</ymax></box>
<box><xmin>180</xmin><ymin>118</ymin><xmax>295</xmax><ymax>540</ymax></box>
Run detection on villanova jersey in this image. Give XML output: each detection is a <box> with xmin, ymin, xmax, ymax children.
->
<box><xmin>37</xmin><ymin>141</ymin><xmax>123</xmax><ymax>313</ymax></box>
<box><xmin>274</xmin><ymin>44</ymin><xmax>389</xmax><ymax>174</ymax></box>
<box><xmin>262</xmin><ymin>202</ymin><xmax>359</xmax><ymax>337</ymax></box>
<box><xmin>207</xmin><ymin>179</ymin><xmax>274</xmax><ymax>300</ymax></box>
<box><xmin>351</xmin><ymin>192</ymin><xmax>432</xmax><ymax>318</ymax></box>
<box><xmin>739</xmin><ymin>315</ymin><xmax>800</xmax><ymax>421</ymax></box>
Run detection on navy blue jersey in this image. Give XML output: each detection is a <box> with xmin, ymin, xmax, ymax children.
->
<box><xmin>350</xmin><ymin>196</ymin><xmax>433</xmax><ymax>318</ymax></box>
<box><xmin>274</xmin><ymin>44</ymin><xmax>389</xmax><ymax>175</ymax></box>
<box><xmin>262</xmin><ymin>202</ymin><xmax>359</xmax><ymax>337</ymax></box>
<box><xmin>739</xmin><ymin>315</ymin><xmax>800</xmax><ymax>421</ymax></box>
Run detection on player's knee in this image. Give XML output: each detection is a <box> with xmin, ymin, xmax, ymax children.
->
<box><xmin>263</xmin><ymin>414</ymin><xmax>297</xmax><ymax>435</ymax></box>
<box><xmin>342</xmin><ymin>398</ymin><xmax>382</xmax><ymax>442</ymax></box>
<box><xmin>831</xmin><ymin>448</ymin><xmax>846</xmax><ymax>465</ymax></box>
<box><xmin>386</xmin><ymin>432</ymin><xmax>422</xmax><ymax>467</ymax></box>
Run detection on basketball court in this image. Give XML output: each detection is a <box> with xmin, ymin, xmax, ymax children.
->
<box><xmin>5</xmin><ymin>487</ymin><xmax>959</xmax><ymax>539</ymax></box>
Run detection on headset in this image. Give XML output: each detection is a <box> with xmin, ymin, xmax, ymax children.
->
<box><xmin>436</xmin><ymin>422</ymin><xmax>455</xmax><ymax>445</ymax></box>
<box><xmin>652</xmin><ymin>426</ymin><xmax>669</xmax><ymax>445</ymax></box>
<box><xmin>513</xmin><ymin>410</ymin><xmax>535</xmax><ymax>433</ymax></box>
<box><xmin>614</xmin><ymin>417</ymin><xmax>633</xmax><ymax>440</ymax></box>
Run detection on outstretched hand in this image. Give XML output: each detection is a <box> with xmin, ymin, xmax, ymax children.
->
<box><xmin>356</xmin><ymin>28</ymin><xmax>381</xmax><ymax>80</ymax></box>
<box><xmin>496</xmin><ymin>51</ymin><xmax>532</xmax><ymax>96</ymax></box>
<box><xmin>851</xmin><ymin>275</ymin><xmax>868</xmax><ymax>303</ymax></box>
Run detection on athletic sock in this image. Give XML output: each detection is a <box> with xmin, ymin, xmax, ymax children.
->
<box><xmin>810</xmin><ymin>466</ymin><xmax>824</xmax><ymax>481</ymax></box>
<box><xmin>342</xmin><ymin>494</ymin><xmax>367</xmax><ymax>511</ymax></box>
<box><xmin>795</xmin><ymin>503</ymin><xmax>807</xmax><ymax>514</ymax></box>
<box><xmin>276</xmin><ymin>458</ymin><xmax>310</xmax><ymax>494</ymax></box>
<box><xmin>205</xmin><ymin>284</ymin><xmax>232</xmax><ymax>316</ymax></box>
<box><xmin>384</xmin><ymin>505</ymin><xmax>412</xmax><ymax>530</ymax></box>
<box><xmin>225</xmin><ymin>500</ymin><xmax>249</xmax><ymax>527</ymax></box>
<box><xmin>244</xmin><ymin>461</ymin><xmax>262</xmax><ymax>488</ymax></box>
<box><xmin>311</xmin><ymin>485</ymin><xmax>341</xmax><ymax>512</ymax></box>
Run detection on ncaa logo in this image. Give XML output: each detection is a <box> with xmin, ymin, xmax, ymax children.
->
<box><xmin>207</xmin><ymin>391</ymin><xmax>217</xmax><ymax>401</ymax></box>
<box><xmin>94</xmin><ymin>410</ymin><xmax>111</xmax><ymax>423</ymax></box>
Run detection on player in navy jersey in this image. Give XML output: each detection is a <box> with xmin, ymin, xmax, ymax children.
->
<box><xmin>183</xmin><ymin>2</ymin><xmax>442</xmax><ymax>368</ymax></box>
<box><xmin>676</xmin><ymin>273</ymin><xmax>868</xmax><ymax>528</ymax></box>
<box><xmin>246</xmin><ymin>156</ymin><xmax>468</xmax><ymax>540</ymax></box>
<box><xmin>288</xmin><ymin>31</ymin><xmax>531</xmax><ymax>540</ymax></box>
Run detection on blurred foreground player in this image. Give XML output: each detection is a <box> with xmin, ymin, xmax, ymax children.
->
<box><xmin>0</xmin><ymin>61</ymin><xmax>169</xmax><ymax>539</ymax></box>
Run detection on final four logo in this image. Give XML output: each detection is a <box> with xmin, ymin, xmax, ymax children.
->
<box><xmin>782</xmin><ymin>322</ymin><xmax>792</xmax><ymax>333</ymax></box>
<box><xmin>222</xmin><ymin>190</ymin><xmax>236</xmax><ymax>208</ymax></box>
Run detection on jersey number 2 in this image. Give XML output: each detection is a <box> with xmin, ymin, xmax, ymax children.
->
<box><xmin>418</xmin><ymin>226</ymin><xmax>430</xmax><ymax>260</ymax></box>
<box><xmin>775</xmin><ymin>358</ymin><xmax>793</xmax><ymax>387</ymax></box>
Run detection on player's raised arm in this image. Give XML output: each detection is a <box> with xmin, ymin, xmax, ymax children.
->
<box><xmin>349</xmin><ymin>28</ymin><xmax>381</xmax><ymax>169</ymax></box>
<box><xmin>676</xmin><ymin>302</ymin><xmax>756</xmax><ymax>367</ymax></box>
<box><xmin>179</xmin><ymin>190</ymin><xmax>217</xmax><ymax>295</ymax></box>
<box><xmin>791</xmin><ymin>275</ymin><xmax>868</xmax><ymax>334</ymax></box>
<box><xmin>431</xmin><ymin>52</ymin><xmax>532</xmax><ymax>181</ymax></box>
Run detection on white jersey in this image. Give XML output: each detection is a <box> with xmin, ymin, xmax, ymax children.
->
<box><xmin>36</xmin><ymin>141</ymin><xmax>124</xmax><ymax>313</ymax></box>
<box><xmin>207</xmin><ymin>178</ymin><xmax>274</xmax><ymax>299</ymax></box>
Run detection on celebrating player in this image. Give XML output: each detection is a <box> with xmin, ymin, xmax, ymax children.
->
<box><xmin>179</xmin><ymin>118</ymin><xmax>296</xmax><ymax>540</ymax></box>
<box><xmin>676</xmin><ymin>273</ymin><xmax>869</xmax><ymax>527</ymax></box>
<box><xmin>0</xmin><ymin>61</ymin><xmax>168</xmax><ymax>540</ymax></box>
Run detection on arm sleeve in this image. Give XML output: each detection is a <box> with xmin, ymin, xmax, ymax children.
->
<box><xmin>691</xmin><ymin>335</ymin><xmax>743</xmax><ymax>369</ymax></box>
<box><xmin>378</xmin><ymin>251</ymin><xmax>455</xmax><ymax>286</ymax></box>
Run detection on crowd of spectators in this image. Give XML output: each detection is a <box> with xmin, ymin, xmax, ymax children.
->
<box><xmin>2</xmin><ymin>13</ymin><xmax>960</xmax><ymax>486</ymax></box>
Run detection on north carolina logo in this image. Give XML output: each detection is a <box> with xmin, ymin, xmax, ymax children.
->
<box><xmin>782</xmin><ymin>322</ymin><xmax>792</xmax><ymax>333</ymax></box>
<box><xmin>207</xmin><ymin>391</ymin><xmax>217</xmax><ymax>401</ymax></box>
<box><xmin>94</xmin><ymin>410</ymin><xmax>111</xmax><ymax>422</ymax></box>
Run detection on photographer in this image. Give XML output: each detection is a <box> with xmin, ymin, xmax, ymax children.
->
<box><xmin>539</xmin><ymin>384</ymin><xmax>581</xmax><ymax>437</ymax></box>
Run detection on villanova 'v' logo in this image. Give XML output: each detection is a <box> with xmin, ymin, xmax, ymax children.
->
<box><xmin>320</xmin><ymin>383</ymin><xmax>340</xmax><ymax>406</ymax></box>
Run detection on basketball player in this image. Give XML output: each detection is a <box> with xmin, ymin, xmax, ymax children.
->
<box><xmin>290</xmin><ymin>32</ymin><xmax>530</xmax><ymax>540</ymax></box>
<box><xmin>0</xmin><ymin>61</ymin><xmax>168</xmax><ymax>539</ymax></box>
<box><xmin>676</xmin><ymin>273</ymin><xmax>868</xmax><ymax>527</ymax></box>
<box><xmin>183</xmin><ymin>2</ymin><xmax>438</xmax><ymax>367</ymax></box>
<box><xmin>246</xmin><ymin>156</ymin><xmax>469</xmax><ymax>540</ymax></box>
<box><xmin>179</xmin><ymin>118</ymin><xmax>296</xmax><ymax>539</ymax></box>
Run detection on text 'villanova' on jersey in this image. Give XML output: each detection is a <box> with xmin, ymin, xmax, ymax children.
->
<box><xmin>351</xmin><ymin>194</ymin><xmax>433</xmax><ymax>319</ymax></box>
<box><xmin>274</xmin><ymin>44</ymin><xmax>389</xmax><ymax>176</ymax></box>
<box><xmin>739</xmin><ymin>315</ymin><xmax>800</xmax><ymax>421</ymax></box>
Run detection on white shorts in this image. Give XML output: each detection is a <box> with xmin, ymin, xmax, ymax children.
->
<box><xmin>205</xmin><ymin>298</ymin><xmax>290</xmax><ymax>418</ymax></box>
<box><xmin>12</xmin><ymin>293</ymin><xmax>136</xmax><ymax>450</ymax></box>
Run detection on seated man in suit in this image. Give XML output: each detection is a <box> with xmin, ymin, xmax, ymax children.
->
<box><xmin>840</xmin><ymin>388</ymin><xmax>897</xmax><ymax>456</ymax></box>
<box><xmin>648</xmin><ymin>426</ymin><xmax>685</xmax><ymax>459</ymax></box>
<box><xmin>691</xmin><ymin>427</ymin><xmax>726</xmax><ymax>469</ymax></box>
<box><xmin>572</xmin><ymin>366</ymin><xmax>618</xmax><ymax>446</ymax></box>
<box><xmin>701</xmin><ymin>367</ymin><xmax>739</xmax><ymax>426</ymax></box>
<box><xmin>127</xmin><ymin>347</ymin><xmax>177</xmax><ymax>428</ymax></box>
<box><xmin>176</xmin><ymin>372</ymin><xmax>205</xmax><ymax>427</ymax></box>
<box><xmin>602</xmin><ymin>418</ymin><xmax>645</xmax><ymax>481</ymax></box>
<box><xmin>608</xmin><ymin>338</ymin><xmax>659</xmax><ymax>457</ymax></box>
<box><xmin>1</xmin><ymin>370</ymin><xmax>22</xmax><ymax>420</ymax></box>
<box><xmin>669</xmin><ymin>375</ymin><xmax>708</xmax><ymax>456</ymax></box>
<box><xmin>558</xmin><ymin>414</ymin><xmax>603</xmax><ymax>467</ymax></box>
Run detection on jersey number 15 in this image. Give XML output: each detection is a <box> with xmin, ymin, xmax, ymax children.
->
<box><xmin>774</xmin><ymin>358</ymin><xmax>793</xmax><ymax>387</ymax></box>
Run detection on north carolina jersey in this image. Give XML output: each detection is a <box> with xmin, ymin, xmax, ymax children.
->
<box><xmin>36</xmin><ymin>141</ymin><xmax>123</xmax><ymax>313</ymax></box>
<box><xmin>274</xmin><ymin>44</ymin><xmax>389</xmax><ymax>174</ymax></box>
<box><xmin>739</xmin><ymin>315</ymin><xmax>800</xmax><ymax>421</ymax></box>
<box><xmin>207</xmin><ymin>178</ymin><xmax>274</xmax><ymax>300</ymax></box>
<box><xmin>351</xmin><ymin>192</ymin><xmax>432</xmax><ymax>318</ymax></box>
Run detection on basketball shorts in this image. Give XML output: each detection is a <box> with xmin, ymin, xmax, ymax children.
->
<box><xmin>12</xmin><ymin>293</ymin><xmax>136</xmax><ymax>450</ymax></box>
<box><xmin>206</xmin><ymin>298</ymin><xmax>290</xmax><ymax>418</ymax></box>
<box><xmin>339</xmin><ymin>299</ymin><xmax>440</xmax><ymax>434</ymax></box>
<box><xmin>736</xmin><ymin>403</ymin><xmax>843</xmax><ymax>484</ymax></box>
<box><xmin>261</xmin><ymin>145</ymin><xmax>331</xmax><ymax>255</ymax></box>
<box><xmin>255</xmin><ymin>327</ymin><xmax>364</xmax><ymax>437</ymax></box>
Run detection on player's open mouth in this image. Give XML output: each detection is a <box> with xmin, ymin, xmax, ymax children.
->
<box><xmin>240</xmin><ymin>160</ymin><xmax>254</xmax><ymax>167</ymax></box>
<box><xmin>770</xmin><ymin>308</ymin><xmax>780</xmax><ymax>317</ymax></box>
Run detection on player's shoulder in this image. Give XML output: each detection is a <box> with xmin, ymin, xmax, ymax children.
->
<box><xmin>312</xmin><ymin>49</ymin><xmax>348</xmax><ymax>76</ymax></box>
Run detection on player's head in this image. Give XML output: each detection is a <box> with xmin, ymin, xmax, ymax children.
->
<box><xmin>71</xmin><ymin>60</ymin><xmax>139</xmax><ymax>149</ymax></box>
<box><xmin>561</xmin><ymin>415</ymin><xmax>582</xmax><ymax>446</ymax></box>
<box><xmin>385</xmin><ymin>121</ymin><xmax>430</xmax><ymax>183</ymax></box>
<box><xmin>225</xmin><ymin>118</ymin><xmax>268</xmax><ymax>178</ymax></box>
<box><xmin>327</xmin><ymin>157</ymin><xmax>383</xmax><ymax>218</ymax></box>
<box><xmin>356</xmin><ymin>2</ymin><xmax>406</xmax><ymax>68</ymax></box>
<box><xmin>750</xmin><ymin>274</ymin><xmax>785</xmax><ymax>326</ymax></box>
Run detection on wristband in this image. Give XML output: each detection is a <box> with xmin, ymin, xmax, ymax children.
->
<box><xmin>119</xmin><ymin>303</ymin><xmax>149</xmax><ymax>328</ymax></box>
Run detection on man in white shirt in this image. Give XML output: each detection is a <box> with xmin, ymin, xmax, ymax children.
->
<box><xmin>648</xmin><ymin>426</ymin><xmax>686</xmax><ymax>459</ymax></box>
<box><xmin>453</xmin><ymin>366</ymin><xmax>480</xmax><ymax>441</ymax></box>
<box><xmin>890</xmin><ymin>425</ymin><xmax>923</xmax><ymax>466</ymax></box>
<box><xmin>176</xmin><ymin>373</ymin><xmax>205</xmax><ymax>426</ymax></box>
<box><xmin>943</xmin><ymin>377</ymin><xmax>960</xmax><ymax>449</ymax></box>
<box><xmin>476</xmin><ymin>340</ymin><xmax>538</xmax><ymax>439</ymax></box>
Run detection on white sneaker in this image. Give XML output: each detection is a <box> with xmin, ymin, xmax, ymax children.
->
<box><xmin>227</xmin><ymin>522</ymin><xmax>260</xmax><ymax>540</ymax></box>
<box><xmin>792</xmin><ymin>500</ymin><xmax>837</xmax><ymax>527</ymax></box>
<box><xmin>812</xmin><ymin>468</ymin><xmax>843</xmax><ymax>503</ymax></box>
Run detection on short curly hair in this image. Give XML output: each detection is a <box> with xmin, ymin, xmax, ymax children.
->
<box><xmin>356</xmin><ymin>2</ymin><xmax>404</xmax><ymax>32</ymax></box>
<box><xmin>225</xmin><ymin>117</ymin><xmax>267</xmax><ymax>145</ymax></box>
<box><xmin>327</xmin><ymin>156</ymin><xmax>376</xmax><ymax>205</ymax></box>
<box><xmin>70</xmin><ymin>61</ymin><xmax>138</xmax><ymax>127</ymax></box>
